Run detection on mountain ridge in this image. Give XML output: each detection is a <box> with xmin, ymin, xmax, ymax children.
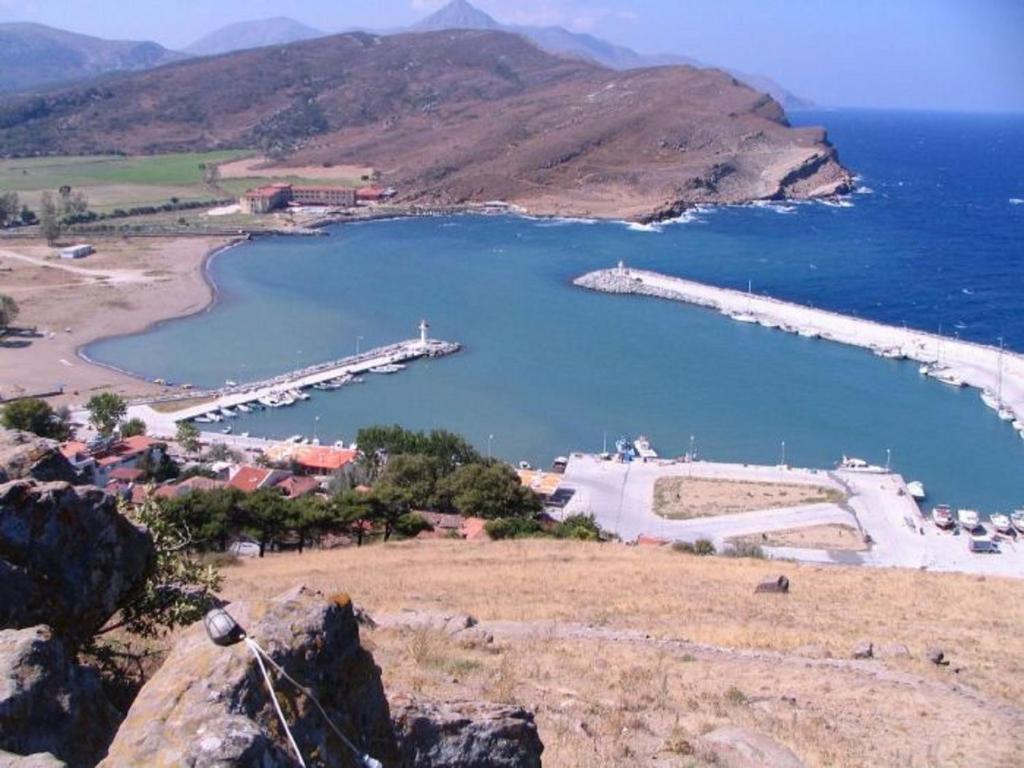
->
<box><xmin>183</xmin><ymin>16</ymin><xmax>326</xmax><ymax>57</ymax></box>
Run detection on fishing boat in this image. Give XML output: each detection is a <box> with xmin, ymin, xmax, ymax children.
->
<box><xmin>875</xmin><ymin>346</ymin><xmax>905</xmax><ymax>359</ymax></box>
<box><xmin>225</xmin><ymin>379</ymin><xmax>238</xmax><ymax>387</ymax></box>
<box><xmin>290</xmin><ymin>389</ymin><xmax>310</xmax><ymax>401</ymax></box>
<box><xmin>758</xmin><ymin>318</ymin><xmax>780</xmax><ymax>329</ymax></box>
<box><xmin>633</xmin><ymin>435</ymin><xmax>658</xmax><ymax>459</ymax></box>
<box><xmin>276</xmin><ymin>393</ymin><xmax>296</xmax><ymax>406</ymax></box>
<box><xmin>990</xmin><ymin>513</ymin><xmax>1013</xmax><ymax>534</ymax></box>
<box><xmin>838</xmin><ymin>455</ymin><xmax>887</xmax><ymax>473</ymax></box>
<box><xmin>931</xmin><ymin>504</ymin><xmax>954</xmax><ymax>529</ymax></box>
<box><xmin>219</xmin><ymin>408</ymin><xmax>236</xmax><ymax>418</ymax></box>
<box><xmin>957</xmin><ymin>508</ymin><xmax>981</xmax><ymax>531</ymax></box>
<box><xmin>918</xmin><ymin>363</ymin><xmax>932</xmax><ymax>375</ymax></box>
<box><xmin>258</xmin><ymin>395</ymin><xmax>280</xmax><ymax>408</ymax></box>
<box><xmin>1011</xmin><ymin>510</ymin><xmax>1024</xmax><ymax>534</ymax></box>
<box><xmin>286</xmin><ymin>435</ymin><xmax>304</xmax><ymax>443</ymax></box>
<box><xmin>798</xmin><ymin>328</ymin><xmax>821</xmax><ymax>339</ymax></box>
<box><xmin>222</xmin><ymin>426</ymin><xmax>232</xmax><ymax>434</ymax></box>
<box><xmin>998</xmin><ymin>407</ymin><xmax>1015</xmax><ymax>422</ymax></box>
<box><xmin>370</xmin><ymin>363</ymin><xmax>405</xmax><ymax>374</ymax></box>
<box><xmin>194</xmin><ymin>415</ymin><xmax>213</xmax><ymax>424</ymax></box>
<box><xmin>906</xmin><ymin>480</ymin><xmax>926</xmax><ymax>500</ymax></box>
<box><xmin>236</xmin><ymin>403</ymin><xmax>252</xmax><ymax>414</ymax></box>
<box><xmin>928</xmin><ymin>368</ymin><xmax>966</xmax><ymax>388</ymax></box>
<box><xmin>728</xmin><ymin>311</ymin><xmax>758</xmax><ymax>324</ymax></box>
<box><xmin>981</xmin><ymin>390</ymin><xmax>1000</xmax><ymax>410</ymax></box>
<box><xmin>207</xmin><ymin>413</ymin><xmax>223</xmax><ymax>423</ymax></box>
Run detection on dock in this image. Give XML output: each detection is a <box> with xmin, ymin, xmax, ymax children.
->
<box><xmin>127</xmin><ymin>323</ymin><xmax>460</xmax><ymax>437</ymax></box>
<box><xmin>575</xmin><ymin>266</ymin><xmax>1024</xmax><ymax>438</ymax></box>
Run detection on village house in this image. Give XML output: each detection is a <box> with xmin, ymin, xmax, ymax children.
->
<box><xmin>240</xmin><ymin>183</ymin><xmax>357</xmax><ymax>214</ymax></box>
<box><xmin>60</xmin><ymin>436</ymin><xmax>164</xmax><ymax>486</ymax></box>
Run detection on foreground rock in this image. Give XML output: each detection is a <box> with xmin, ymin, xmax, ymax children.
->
<box><xmin>0</xmin><ymin>752</ymin><xmax>66</xmax><ymax>767</ymax></box>
<box><xmin>0</xmin><ymin>481</ymin><xmax>153</xmax><ymax>644</ymax></box>
<box><xmin>0</xmin><ymin>626</ymin><xmax>120</xmax><ymax>768</ymax></box>
<box><xmin>699</xmin><ymin>726</ymin><xmax>805</xmax><ymax>768</ymax></box>
<box><xmin>392</xmin><ymin>697</ymin><xmax>543</xmax><ymax>768</ymax></box>
<box><xmin>754</xmin><ymin>575</ymin><xmax>790</xmax><ymax>594</ymax></box>
<box><xmin>0</xmin><ymin>431</ymin><xmax>78</xmax><ymax>485</ymax></box>
<box><xmin>99</xmin><ymin>586</ymin><xmax>398</xmax><ymax>767</ymax></box>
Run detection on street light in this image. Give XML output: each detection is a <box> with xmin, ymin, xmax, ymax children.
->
<box><xmin>689</xmin><ymin>434</ymin><xmax>695</xmax><ymax>461</ymax></box>
<box><xmin>487</xmin><ymin>433</ymin><xmax>494</xmax><ymax>459</ymax></box>
<box><xmin>356</xmin><ymin>336</ymin><xmax>364</xmax><ymax>355</ymax></box>
<box><xmin>780</xmin><ymin>440</ymin><xmax>786</xmax><ymax>467</ymax></box>
<box><xmin>313</xmin><ymin>415</ymin><xmax>320</xmax><ymax>442</ymax></box>
<box><xmin>885</xmin><ymin>448</ymin><xmax>891</xmax><ymax>471</ymax></box>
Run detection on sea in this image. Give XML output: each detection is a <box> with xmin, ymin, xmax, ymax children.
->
<box><xmin>86</xmin><ymin>109</ymin><xmax>1024</xmax><ymax>512</ymax></box>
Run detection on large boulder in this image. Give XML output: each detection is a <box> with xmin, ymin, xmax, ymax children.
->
<box><xmin>0</xmin><ymin>751</ymin><xmax>66</xmax><ymax>768</ymax></box>
<box><xmin>0</xmin><ymin>431</ymin><xmax>78</xmax><ymax>485</ymax></box>
<box><xmin>0</xmin><ymin>626</ymin><xmax>120</xmax><ymax>768</ymax></box>
<box><xmin>99</xmin><ymin>586</ymin><xmax>398</xmax><ymax>767</ymax></box>
<box><xmin>392</xmin><ymin>697</ymin><xmax>543</xmax><ymax>768</ymax></box>
<box><xmin>0</xmin><ymin>480</ymin><xmax>153</xmax><ymax>645</ymax></box>
<box><xmin>698</xmin><ymin>726</ymin><xmax>804</xmax><ymax>768</ymax></box>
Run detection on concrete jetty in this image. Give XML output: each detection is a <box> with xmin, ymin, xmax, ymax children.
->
<box><xmin>576</xmin><ymin>266</ymin><xmax>1024</xmax><ymax>438</ymax></box>
<box><xmin>126</xmin><ymin>330</ymin><xmax>460</xmax><ymax>437</ymax></box>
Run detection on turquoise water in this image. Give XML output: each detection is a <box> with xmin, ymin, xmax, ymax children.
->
<box><xmin>87</xmin><ymin>110</ymin><xmax>1024</xmax><ymax>512</ymax></box>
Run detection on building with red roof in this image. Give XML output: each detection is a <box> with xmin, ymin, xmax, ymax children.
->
<box><xmin>61</xmin><ymin>436</ymin><xmax>163</xmax><ymax>486</ymax></box>
<box><xmin>294</xmin><ymin>446</ymin><xmax>357</xmax><ymax>474</ymax></box>
<box><xmin>240</xmin><ymin>183</ymin><xmax>356</xmax><ymax>214</ymax></box>
<box><xmin>227</xmin><ymin>466</ymin><xmax>290</xmax><ymax>493</ymax></box>
<box><xmin>275</xmin><ymin>475</ymin><xmax>320</xmax><ymax>499</ymax></box>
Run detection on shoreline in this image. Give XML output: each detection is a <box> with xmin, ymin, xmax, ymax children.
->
<box><xmin>575</xmin><ymin>266</ymin><xmax>1024</xmax><ymax>439</ymax></box>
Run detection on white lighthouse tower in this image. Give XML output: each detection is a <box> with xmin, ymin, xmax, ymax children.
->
<box><xmin>418</xmin><ymin>319</ymin><xmax>430</xmax><ymax>347</ymax></box>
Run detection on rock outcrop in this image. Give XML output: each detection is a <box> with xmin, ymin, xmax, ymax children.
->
<box><xmin>0</xmin><ymin>751</ymin><xmax>66</xmax><ymax>767</ymax></box>
<box><xmin>0</xmin><ymin>626</ymin><xmax>120</xmax><ymax>768</ymax></box>
<box><xmin>99</xmin><ymin>586</ymin><xmax>398</xmax><ymax>767</ymax></box>
<box><xmin>698</xmin><ymin>726</ymin><xmax>805</xmax><ymax>768</ymax></box>
<box><xmin>0</xmin><ymin>481</ymin><xmax>153</xmax><ymax>645</ymax></box>
<box><xmin>392</xmin><ymin>697</ymin><xmax>543</xmax><ymax>768</ymax></box>
<box><xmin>0</xmin><ymin>431</ymin><xmax>78</xmax><ymax>485</ymax></box>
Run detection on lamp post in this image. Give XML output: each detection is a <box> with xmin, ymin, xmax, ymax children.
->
<box><xmin>780</xmin><ymin>440</ymin><xmax>786</xmax><ymax>467</ymax></box>
<box><xmin>885</xmin><ymin>448</ymin><xmax>891</xmax><ymax>472</ymax></box>
<box><xmin>487</xmin><ymin>433</ymin><xmax>494</xmax><ymax>459</ymax></box>
<box><xmin>356</xmin><ymin>336</ymin><xmax>364</xmax><ymax>355</ymax></box>
<box><xmin>313</xmin><ymin>415</ymin><xmax>320</xmax><ymax>442</ymax></box>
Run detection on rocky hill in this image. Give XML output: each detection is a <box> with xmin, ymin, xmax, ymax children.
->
<box><xmin>0</xmin><ymin>22</ymin><xmax>185</xmax><ymax>93</ymax></box>
<box><xmin>0</xmin><ymin>29</ymin><xmax>850</xmax><ymax>220</ymax></box>
<box><xmin>183</xmin><ymin>16</ymin><xmax>326</xmax><ymax>57</ymax></box>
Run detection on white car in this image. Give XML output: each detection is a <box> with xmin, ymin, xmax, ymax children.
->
<box><xmin>228</xmin><ymin>537</ymin><xmax>261</xmax><ymax>558</ymax></box>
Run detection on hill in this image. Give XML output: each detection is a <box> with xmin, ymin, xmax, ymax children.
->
<box><xmin>223</xmin><ymin>539</ymin><xmax>1024</xmax><ymax>767</ymax></box>
<box><xmin>183</xmin><ymin>16</ymin><xmax>326</xmax><ymax>57</ymax></box>
<box><xmin>0</xmin><ymin>22</ymin><xmax>185</xmax><ymax>93</ymax></box>
<box><xmin>412</xmin><ymin>0</ymin><xmax>810</xmax><ymax>109</ymax></box>
<box><xmin>0</xmin><ymin>29</ymin><xmax>850</xmax><ymax>220</ymax></box>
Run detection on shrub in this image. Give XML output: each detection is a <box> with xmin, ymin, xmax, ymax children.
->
<box><xmin>553</xmin><ymin>513</ymin><xmax>601</xmax><ymax>540</ymax></box>
<box><xmin>672</xmin><ymin>538</ymin><xmax>716</xmax><ymax>556</ymax></box>
<box><xmin>721</xmin><ymin>541</ymin><xmax>766</xmax><ymax>559</ymax></box>
<box><xmin>485</xmin><ymin>516</ymin><xmax>541</xmax><ymax>540</ymax></box>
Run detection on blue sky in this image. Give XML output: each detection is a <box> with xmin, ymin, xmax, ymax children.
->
<box><xmin>1</xmin><ymin>0</ymin><xmax>1021</xmax><ymax>111</ymax></box>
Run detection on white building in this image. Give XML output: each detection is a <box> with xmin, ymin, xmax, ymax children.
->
<box><xmin>59</xmin><ymin>244</ymin><xmax>94</xmax><ymax>259</ymax></box>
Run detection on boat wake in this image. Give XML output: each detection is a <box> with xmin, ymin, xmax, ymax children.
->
<box><xmin>1010</xmin><ymin>198</ymin><xmax>1024</xmax><ymax>205</ymax></box>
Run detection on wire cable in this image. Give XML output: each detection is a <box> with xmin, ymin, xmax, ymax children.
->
<box><xmin>245</xmin><ymin>637</ymin><xmax>307</xmax><ymax>767</ymax></box>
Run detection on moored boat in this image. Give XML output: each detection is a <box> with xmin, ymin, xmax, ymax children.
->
<box><xmin>906</xmin><ymin>480</ymin><xmax>926</xmax><ymax>500</ymax></box>
<box><xmin>957</xmin><ymin>508</ymin><xmax>980</xmax><ymax>531</ymax></box>
<box><xmin>633</xmin><ymin>435</ymin><xmax>658</xmax><ymax>459</ymax></box>
<box><xmin>990</xmin><ymin>513</ymin><xmax>1013</xmax><ymax>534</ymax></box>
<box><xmin>1011</xmin><ymin>510</ymin><xmax>1024</xmax><ymax>534</ymax></box>
<box><xmin>838</xmin><ymin>455</ymin><xmax>887</xmax><ymax>473</ymax></box>
<box><xmin>931</xmin><ymin>504</ymin><xmax>954</xmax><ymax>529</ymax></box>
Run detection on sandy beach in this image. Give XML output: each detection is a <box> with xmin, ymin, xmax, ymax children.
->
<box><xmin>0</xmin><ymin>236</ymin><xmax>235</xmax><ymax>405</ymax></box>
<box><xmin>576</xmin><ymin>266</ymin><xmax>1024</xmax><ymax>435</ymax></box>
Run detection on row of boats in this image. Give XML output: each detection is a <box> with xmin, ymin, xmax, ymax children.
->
<box><xmin>931</xmin><ymin>504</ymin><xmax>1024</xmax><ymax>536</ymax></box>
<box><xmin>723</xmin><ymin>310</ymin><xmax>822</xmax><ymax>339</ymax></box>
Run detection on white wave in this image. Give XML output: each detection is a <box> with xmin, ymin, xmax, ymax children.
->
<box><xmin>961</xmin><ymin>288</ymin><xmax>974</xmax><ymax>296</ymax></box>
<box><xmin>1010</xmin><ymin>198</ymin><xmax>1024</xmax><ymax>205</ymax></box>
<box><xmin>626</xmin><ymin>221</ymin><xmax>662</xmax><ymax>233</ymax></box>
<box><xmin>855</xmin><ymin>185</ymin><xmax>874</xmax><ymax>195</ymax></box>
<box><xmin>819</xmin><ymin>198</ymin><xmax>855</xmax><ymax>208</ymax></box>
<box><xmin>534</xmin><ymin>216</ymin><xmax>599</xmax><ymax>227</ymax></box>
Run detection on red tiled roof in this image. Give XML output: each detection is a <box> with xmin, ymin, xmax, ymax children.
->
<box><xmin>60</xmin><ymin>441</ymin><xmax>89</xmax><ymax>460</ymax></box>
<box><xmin>294</xmin><ymin>447</ymin><xmax>357</xmax><ymax>472</ymax></box>
<box><xmin>178</xmin><ymin>476</ymin><xmax>226</xmax><ymax>492</ymax></box>
<box><xmin>275</xmin><ymin>475</ymin><xmax>319</xmax><ymax>499</ymax></box>
<box><xmin>228</xmin><ymin>466</ymin><xmax>275</xmax><ymax>493</ymax></box>
<box><xmin>108</xmin><ymin>467</ymin><xmax>145</xmax><ymax>482</ymax></box>
<box><xmin>636</xmin><ymin>535</ymin><xmax>669</xmax><ymax>547</ymax></box>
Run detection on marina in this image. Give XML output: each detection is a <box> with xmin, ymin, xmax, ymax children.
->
<box><xmin>123</xmin><ymin>320</ymin><xmax>460</xmax><ymax>438</ymax></box>
<box><xmin>575</xmin><ymin>265</ymin><xmax>1024</xmax><ymax>442</ymax></box>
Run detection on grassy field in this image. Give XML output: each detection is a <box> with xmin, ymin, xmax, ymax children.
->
<box><xmin>730</xmin><ymin>523</ymin><xmax>868</xmax><ymax>552</ymax></box>
<box><xmin>1</xmin><ymin>151</ymin><xmax>248</xmax><ymax>214</ymax></box>
<box><xmin>654</xmin><ymin>476</ymin><xmax>846</xmax><ymax>520</ymax></box>
<box><xmin>220</xmin><ymin>540</ymin><xmax>1024</xmax><ymax>767</ymax></box>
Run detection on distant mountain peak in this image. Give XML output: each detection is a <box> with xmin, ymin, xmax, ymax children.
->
<box><xmin>414</xmin><ymin>0</ymin><xmax>501</xmax><ymax>31</ymax></box>
<box><xmin>184</xmin><ymin>16</ymin><xmax>325</xmax><ymax>56</ymax></box>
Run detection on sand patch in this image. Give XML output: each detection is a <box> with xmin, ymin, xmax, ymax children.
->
<box><xmin>730</xmin><ymin>523</ymin><xmax>867</xmax><ymax>552</ymax></box>
<box><xmin>654</xmin><ymin>476</ymin><xmax>846</xmax><ymax>519</ymax></box>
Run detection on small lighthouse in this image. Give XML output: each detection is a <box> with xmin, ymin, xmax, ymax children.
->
<box><xmin>617</xmin><ymin>259</ymin><xmax>626</xmax><ymax>276</ymax></box>
<box><xmin>418</xmin><ymin>319</ymin><xmax>430</xmax><ymax>346</ymax></box>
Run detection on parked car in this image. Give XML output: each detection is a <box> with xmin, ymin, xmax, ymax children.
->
<box><xmin>228</xmin><ymin>536</ymin><xmax>261</xmax><ymax>557</ymax></box>
<box><xmin>967</xmin><ymin>535</ymin><xmax>1000</xmax><ymax>554</ymax></box>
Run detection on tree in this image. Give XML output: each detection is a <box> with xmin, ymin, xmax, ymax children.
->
<box><xmin>176</xmin><ymin>421</ymin><xmax>200</xmax><ymax>455</ymax></box>
<box><xmin>0</xmin><ymin>294</ymin><xmax>19</xmax><ymax>331</ymax></box>
<box><xmin>19</xmin><ymin>206</ymin><xmax>37</xmax><ymax>225</ymax></box>
<box><xmin>160</xmin><ymin>487</ymin><xmax>243</xmax><ymax>552</ymax></box>
<box><xmin>1</xmin><ymin>397</ymin><xmax>66</xmax><ymax>439</ymax></box>
<box><xmin>330</xmin><ymin>489</ymin><xmax>375</xmax><ymax>546</ymax></box>
<box><xmin>376</xmin><ymin>453</ymin><xmax>442</xmax><ymax>510</ymax></box>
<box><xmin>0</xmin><ymin>191</ymin><xmax>18</xmax><ymax>226</ymax></box>
<box><xmin>240</xmin><ymin>488</ymin><xmax>292</xmax><ymax>557</ymax></box>
<box><xmin>355</xmin><ymin>425</ymin><xmax>481</xmax><ymax>475</ymax></box>
<box><xmin>437</xmin><ymin>462</ymin><xmax>542</xmax><ymax>519</ymax></box>
<box><xmin>119</xmin><ymin>417</ymin><xmax>147</xmax><ymax>437</ymax></box>
<box><xmin>86</xmin><ymin>392</ymin><xmax>127</xmax><ymax>436</ymax></box>
<box><xmin>369</xmin><ymin>486</ymin><xmax>410</xmax><ymax>543</ymax></box>
<box><xmin>38</xmin><ymin>191</ymin><xmax>60</xmax><ymax>244</ymax></box>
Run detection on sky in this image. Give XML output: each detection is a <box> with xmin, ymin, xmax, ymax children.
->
<box><xmin>0</xmin><ymin>0</ymin><xmax>1021</xmax><ymax>112</ymax></box>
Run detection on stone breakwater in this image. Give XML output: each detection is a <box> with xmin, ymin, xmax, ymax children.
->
<box><xmin>574</xmin><ymin>268</ymin><xmax>1024</xmax><ymax>438</ymax></box>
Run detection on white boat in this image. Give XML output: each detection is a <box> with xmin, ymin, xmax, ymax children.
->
<box><xmin>997</xmin><ymin>407</ymin><xmax>1015</xmax><ymax>422</ymax></box>
<box><xmin>906</xmin><ymin>480</ymin><xmax>926</xmax><ymax>500</ymax></box>
<box><xmin>276</xmin><ymin>393</ymin><xmax>296</xmax><ymax>406</ymax></box>
<box><xmin>729</xmin><ymin>312</ymin><xmax>758</xmax><ymax>324</ymax></box>
<box><xmin>225</xmin><ymin>379</ymin><xmax>238</xmax><ymax>387</ymax></box>
<box><xmin>258</xmin><ymin>396</ymin><xmax>280</xmax><ymax>408</ymax></box>
<box><xmin>236</xmin><ymin>403</ymin><xmax>252</xmax><ymax>413</ymax></box>
<box><xmin>931</xmin><ymin>504</ymin><xmax>954</xmax><ymax>529</ymax></box>
<box><xmin>633</xmin><ymin>435</ymin><xmax>658</xmax><ymax>459</ymax></box>
<box><xmin>219</xmin><ymin>408</ymin><xmax>236</xmax><ymax>418</ymax></box>
<box><xmin>1012</xmin><ymin>420</ymin><xmax>1024</xmax><ymax>431</ymax></box>
<box><xmin>1011</xmin><ymin>510</ymin><xmax>1024</xmax><ymax>534</ymax></box>
<box><xmin>286</xmin><ymin>434</ymin><xmax>303</xmax><ymax>443</ymax></box>
<box><xmin>981</xmin><ymin>390</ymin><xmax>1000</xmax><ymax>410</ymax></box>
<box><xmin>918</xmin><ymin>363</ymin><xmax>932</xmax><ymax>375</ymax></box>
<box><xmin>222</xmin><ymin>426</ymin><xmax>232</xmax><ymax>434</ymax></box>
<box><xmin>957</xmin><ymin>508</ymin><xmax>980</xmax><ymax>531</ymax></box>
<box><xmin>194</xmin><ymin>416</ymin><xmax>213</xmax><ymax>424</ymax></box>
<box><xmin>370</xmin><ymin>363</ymin><xmax>405</xmax><ymax>374</ymax></box>
<box><xmin>758</xmin><ymin>318</ymin><xmax>780</xmax><ymax>329</ymax></box>
<box><xmin>292</xmin><ymin>389</ymin><xmax>311</xmax><ymax>400</ymax></box>
<box><xmin>798</xmin><ymin>328</ymin><xmax>821</xmax><ymax>339</ymax></box>
<box><xmin>928</xmin><ymin>369</ymin><xmax>965</xmax><ymax>388</ymax></box>
<box><xmin>333</xmin><ymin>440</ymin><xmax>347</xmax><ymax>449</ymax></box>
<box><xmin>990</xmin><ymin>513</ymin><xmax>1013</xmax><ymax>534</ymax></box>
<box><xmin>875</xmin><ymin>346</ymin><xmax>905</xmax><ymax>359</ymax></box>
<box><xmin>838</xmin><ymin>455</ymin><xmax>887</xmax><ymax>473</ymax></box>
<box><xmin>240</xmin><ymin>432</ymin><xmax>250</xmax><ymax>438</ymax></box>
<box><xmin>207</xmin><ymin>413</ymin><xmax>223</xmax><ymax>423</ymax></box>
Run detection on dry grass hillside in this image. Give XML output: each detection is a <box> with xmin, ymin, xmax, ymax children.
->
<box><xmin>0</xmin><ymin>29</ymin><xmax>850</xmax><ymax>220</ymax></box>
<box><xmin>222</xmin><ymin>540</ymin><xmax>1024</xmax><ymax>767</ymax></box>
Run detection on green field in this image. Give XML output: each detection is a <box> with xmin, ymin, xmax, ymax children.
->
<box><xmin>0</xmin><ymin>151</ymin><xmax>249</xmax><ymax>190</ymax></box>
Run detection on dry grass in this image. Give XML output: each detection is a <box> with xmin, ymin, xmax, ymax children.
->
<box><xmin>654</xmin><ymin>476</ymin><xmax>846</xmax><ymax>519</ymax></box>
<box><xmin>730</xmin><ymin>523</ymin><xmax>868</xmax><ymax>552</ymax></box>
<box><xmin>220</xmin><ymin>539</ymin><xmax>1024</xmax><ymax>767</ymax></box>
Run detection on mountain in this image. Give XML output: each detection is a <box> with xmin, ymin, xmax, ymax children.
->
<box><xmin>184</xmin><ymin>17</ymin><xmax>326</xmax><ymax>56</ymax></box>
<box><xmin>409</xmin><ymin>0</ymin><xmax>810</xmax><ymax>109</ymax></box>
<box><xmin>0</xmin><ymin>22</ymin><xmax>185</xmax><ymax>93</ymax></box>
<box><xmin>0</xmin><ymin>29</ymin><xmax>849</xmax><ymax>220</ymax></box>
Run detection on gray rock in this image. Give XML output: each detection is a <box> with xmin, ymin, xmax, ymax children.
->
<box><xmin>99</xmin><ymin>586</ymin><xmax>398</xmax><ymax>767</ymax></box>
<box><xmin>754</xmin><ymin>575</ymin><xmax>790</xmax><ymax>594</ymax></box>
<box><xmin>851</xmin><ymin>640</ymin><xmax>874</xmax><ymax>659</ymax></box>
<box><xmin>0</xmin><ymin>480</ymin><xmax>153</xmax><ymax>645</ymax></box>
<box><xmin>392</xmin><ymin>696</ymin><xmax>543</xmax><ymax>768</ymax></box>
<box><xmin>876</xmin><ymin>643</ymin><xmax>911</xmax><ymax>659</ymax></box>
<box><xmin>927</xmin><ymin>647</ymin><xmax>947</xmax><ymax>665</ymax></box>
<box><xmin>0</xmin><ymin>752</ymin><xmax>66</xmax><ymax>768</ymax></box>
<box><xmin>0</xmin><ymin>626</ymin><xmax>120</xmax><ymax>768</ymax></box>
<box><xmin>699</xmin><ymin>725</ymin><xmax>805</xmax><ymax>768</ymax></box>
<box><xmin>0</xmin><ymin>431</ymin><xmax>78</xmax><ymax>485</ymax></box>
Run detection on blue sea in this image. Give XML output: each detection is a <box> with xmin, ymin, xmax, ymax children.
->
<box><xmin>87</xmin><ymin>110</ymin><xmax>1024</xmax><ymax>511</ymax></box>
